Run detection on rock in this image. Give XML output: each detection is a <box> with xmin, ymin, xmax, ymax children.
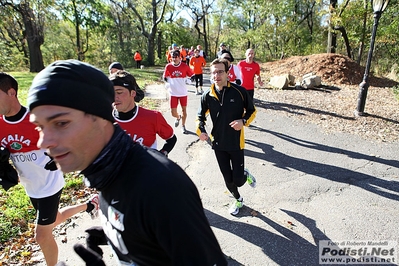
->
<box><xmin>301</xmin><ymin>75</ymin><xmax>321</xmax><ymax>89</ymax></box>
<box><xmin>268</xmin><ymin>74</ymin><xmax>295</xmax><ymax>89</ymax></box>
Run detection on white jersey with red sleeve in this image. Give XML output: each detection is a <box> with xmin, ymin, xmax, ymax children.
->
<box><xmin>228</xmin><ymin>64</ymin><xmax>242</xmax><ymax>84</ymax></box>
<box><xmin>114</xmin><ymin>106</ymin><xmax>174</xmax><ymax>149</ymax></box>
<box><xmin>163</xmin><ymin>62</ymin><xmax>193</xmax><ymax>96</ymax></box>
<box><xmin>0</xmin><ymin>110</ymin><xmax>64</xmax><ymax>198</ymax></box>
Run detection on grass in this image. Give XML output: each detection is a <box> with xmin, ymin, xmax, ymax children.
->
<box><xmin>393</xmin><ymin>85</ymin><xmax>399</xmax><ymax>101</ymax></box>
<box><xmin>1</xmin><ymin>67</ymin><xmax>163</xmax><ymax>247</ymax></box>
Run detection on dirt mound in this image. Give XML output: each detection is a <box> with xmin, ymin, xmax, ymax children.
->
<box><xmin>255</xmin><ymin>53</ymin><xmax>399</xmax><ymax>143</ymax></box>
<box><xmin>260</xmin><ymin>53</ymin><xmax>398</xmax><ymax>87</ymax></box>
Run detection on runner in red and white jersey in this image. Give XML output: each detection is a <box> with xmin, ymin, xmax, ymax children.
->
<box><xmin>163</xmin><ymin>50</ymin><xmax>194</xmax><ymax>134</ymax></box>
<box><xmin>220</xmin><ymin>52</ymin><xmax>242</xmax><ymax>85</ymax></box>
<box><xmin>0</xmin><ymin>72</ymin><xmax>98</xmax><ymax>266</ymax></box>
<box><xmin>110</xmin><ymin>70</ymin><xmax>177</xmax><ymax>156</ymax></box>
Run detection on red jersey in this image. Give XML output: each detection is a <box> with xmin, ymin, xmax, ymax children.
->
<box><xmin>237</xmin><ymin>60</ymin><xmax>261</xmax><ymax>90</ymax></box>
<box><xmin>114</xmin><ymin>106</ymin><xmax>174</xmax><ymax>149</ymax></box>
<box><xmin>0</xmin><ymin>109</ymin><xmax>64</xmax><ymax>198</ymax></box>
<box><xmin>189</xmin><ymin>56</ymin><xmax>206</xmax><ymax>75</ymax></box>
<box><xmin>163</xmin><ymin>62</ymin><xmax>193</xmax><ymax>96</ymax></box>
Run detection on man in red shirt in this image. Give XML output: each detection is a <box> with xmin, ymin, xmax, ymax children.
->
<box><xmin>110</xmin><ymin>70</ymin><xmax>177</xmax><ymax>156</ymax></box>
<box><xmin>237</xmin><ymin>49</ymin><xmax>264</xmax><ymax>100</ymax></box>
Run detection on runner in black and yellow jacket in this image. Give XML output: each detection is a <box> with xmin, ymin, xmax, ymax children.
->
<box><xmin>196</xmin><ymin>58</ymin><xmax>257</xmax><ymax>215</ymax></box>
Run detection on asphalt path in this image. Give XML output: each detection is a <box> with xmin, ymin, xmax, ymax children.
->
<box><xmin>40</xmin><ymin>77</ymin><xmax>399</xmax><ymax>266</ymax></box>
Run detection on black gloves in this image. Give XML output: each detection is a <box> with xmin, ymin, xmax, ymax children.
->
<box><xmin>85</xmin><ymin>226</ymin><xmax>107</xmax><ymax>257</ymax></box>
<box><xmin>55</xmin><ymin>226</ymin><xmax>107</xmax><ymax>266</ymax></box>
<box><xmin>44</xmin><ymin>152</ymin><xmax>57</xmax><ymax>171</ymax></box>
<box><xmin>158</xmin><ymin>150</ymin><xmax>168</xmax><ymax>157</ymax></box>
<box><xmin>55</xmin><ymin>244</ymin><xmax>106</xmax><ymax>266</ymax></box>
<box><xmin>164</xmin><ymin>77</ymin><xmax>168</xmax><ymax>82</ymax></box>
<box><xmin>190</xmin><ymin>75</ymin><xmax>195</xmax><ymax>82</ymax></box>
<box><xmin>0</xmin><ymin>147</ymin><xmax>18</xmax><ymax>191</ymax></box>
<box><xmin>235</xmin><ymin>79</ymin><xmax>242</xmax><ymax>85</ymax></box>
<box><xmin>73</xmin><ymin>244</ymin><xmax>106</xmax><ymax>266</ymax></box>
<box><xmin>0</xmin><ymin>147</ymin><xmax>9</xmax><ymax>163</ymax></box>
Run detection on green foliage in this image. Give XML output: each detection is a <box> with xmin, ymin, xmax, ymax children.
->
<box><xmin>1</xmin><ymin>0</ymin><xmax>399</xmax><ymax>77</ymax></box>
<box><xmin>7</xmin><ymin>72</ymin><xmax>37</xmax><ymax>105</ymax></box>
<box><xmin>0</xmin><ymin>185</ymin><xmax>33</xmax><ymax>243</ymax></box>
<box><xmin>64</xmin><ymin>173</ymin><xmax>84</xmax><ymax>189</ymax></box>
<box><xmin>393</xmin><ymin>85</ymin><xmax>399</xmax><ymax>101</ymax></box>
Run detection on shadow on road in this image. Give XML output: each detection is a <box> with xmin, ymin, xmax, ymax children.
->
<box><xmin>205</xmin><ymin>209</ymin><xmax>324</xmax><ymax>265</ymax></box>
<box><xmin>244</xmin><ymin>126</ymin><xmax>399</xmax><ymax>201</ymax></box>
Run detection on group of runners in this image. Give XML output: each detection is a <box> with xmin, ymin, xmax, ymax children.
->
<box><xmin>0</xmin><ymin>42</ymin><xmax>264</xmax><ymax>265</ymax></box>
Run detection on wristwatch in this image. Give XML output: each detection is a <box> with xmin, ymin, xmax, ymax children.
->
<box><xmin>242</xmin><ymin>118</ymin><xmax>247</xmax><ymax>125</ymax></box>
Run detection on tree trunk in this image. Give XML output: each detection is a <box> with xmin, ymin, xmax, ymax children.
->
<box><xmin>147</xmin><ymin>35</ymin><xmax>155</xmax><ymax>66</ymax></box>
<box><xmin>157</xmin><ymin>30</ymin><xmax>162</xmax><ymax>59</ymax></box>
<box><xmin>19</xmin><ymin>3</ymin><xmax>44</xmax><ymax>72</ymax></box>
<box><xmin>334</xmin><ymin>26</ymin><xmax>351</xmax><ymax>58</ymax></box>
<box><xmin>327</xmin><ymin>0</ymin><xmax>338</xmax><ymax>53</ymax></box>
<box><xmin>202</xmin><ymin>13</ymin><xmax>209</xmax><ymax>60</ymax></box>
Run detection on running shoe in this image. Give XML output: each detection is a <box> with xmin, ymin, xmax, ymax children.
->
<box><xmin>181</xmin><ymin>126</ymin><xmax>188</xmax><ymax>134</ymax></box>
<box><xmin>174</xmin><ymin>115</ymin><xmax>181</xmax><ymax>127</ymax></box>
<box><xmin>229</xmin><ymin>199</ymin><xmax>243</xmax><ymax>215</ymax></box>
<box><xmin>245</xmin><ymin>168</ymin><xmax>256</xmax><ymax>188</ymax></box>
<box><xmin>86</xmin><ymin>194</ymin><xmax>100</xmax><ymax>219</ymax></box>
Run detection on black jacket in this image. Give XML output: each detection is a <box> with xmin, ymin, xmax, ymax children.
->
<box><xmin>82</xmin><ymin>125</ymin><xmax>227</xmax><ymax>266</ymax></box>
<box><xmin>196</xmin><ymin>82</ymin><xmax>256</xmax><ymax>151</ymax></box>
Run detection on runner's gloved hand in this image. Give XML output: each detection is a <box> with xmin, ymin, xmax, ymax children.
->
<box><xmin>164</xmin><ymin>77</ymin><xmax>168</xmax><ymax>82</ymax></box>
<box><xmin>235</xmin><ymin>79</ymin><xmax>241</xmax><ymax>85</ymax></box>
<box><xmin>158</xmin><ymin>150</ymin><xmax>168</xmax><ymax>157</ymax></box>
<box><xmin>85</xmin><ymin>226</ymin><xmax>107</xmax><ymax>257</ymax></box>
<box><xmin>74</xmin><ymin>244</ymin><xmax>106</xmax><ymax>266</ymax></box>
<box><xmin>55</xmin><ymin>244</ymin><xmax>106</xmax><ymax>266</ymax></box>
<box><xmin>44</xmin><ymin>152</ymin><xmax>57</xmax><ymax>171</ymax></box>
<box><xmin>0</xmin><ymin>146</ymin><xmax>10</xmax><ymax>163</ymax></box>
<box><xmin>190</xmin><ymin>75</ymin><xmax>195</xmax><ymax>82</ymax></box>
<box><xmin>0</xmin><ymin>147</ymin><xmax>18</xmax><ymax>191</ymax></box>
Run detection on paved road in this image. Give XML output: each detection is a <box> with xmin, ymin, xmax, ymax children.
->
<box><xmin>43</xmin><ymin>79</ymin><xmax>399</xmax><ymax>265</ymax></box>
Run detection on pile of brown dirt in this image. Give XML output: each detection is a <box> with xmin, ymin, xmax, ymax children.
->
<box><xmin>256</xmin><ymin>53</ymin><xmax>399</xmax><ymax>143</ymax></box>
<box><xmin>260</xmin><ymin>53</ymin><xmax>398</xmax><ymax>87</ymax></box>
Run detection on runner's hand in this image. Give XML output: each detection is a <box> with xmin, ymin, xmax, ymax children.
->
<box><xmin>44</xmin><ymin>152</ymin><xmax>57</xmax><ymax>171</ymax></box>
<box><xmin>74</xmin><ymin>244</ymin><xmax>106</xmax><ymax>266</ymax></box>
<box><xmin>199</xmin><ymin>132</ymin><xmax>208</xmax><ymax>141</ymax></box>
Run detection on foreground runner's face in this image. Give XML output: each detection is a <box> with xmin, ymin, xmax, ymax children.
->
<box><xmin>30</xmin><ymin>105</ymin><xmax>109</xmax><ymax>173</ymax></box>
<box><xmin>211</xmin><ymin>63</ymin><xmax>228</xmax><ymax>88</ymax></box>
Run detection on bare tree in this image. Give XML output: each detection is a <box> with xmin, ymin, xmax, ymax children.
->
<box><xmin>122</xmin><ymin>0</ymin><xmax>168</xmax><ymax>66</ymax></box>
<box><xmin>180</xmin><ymin>0</ymin><xmax>215</xmax><ymax>59</ymax></box>
<box><xmin>0</xmin><ymin>0</ymin><xmax>44</xmax><ymax>72</ymax></box>
<box><xmin>56</xmin><ymin>0</ymin><xmax>106</xmax><ymax>61</ymax></box>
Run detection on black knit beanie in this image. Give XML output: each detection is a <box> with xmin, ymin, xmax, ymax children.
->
<box><xmin>28</xmin><ymin>60</ymin><xmax>115</xmax><ymax>122</ymax></box>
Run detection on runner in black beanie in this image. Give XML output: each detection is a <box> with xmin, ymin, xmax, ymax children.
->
<box><xmin>28</xmin><ymin>59</ymin><xmax>114</xmax><ymax>122</ymax></box>
<box><xmin>28</xmin><ymin>60</ymin><xmax>227</xmax><ymax>266</ymax></box>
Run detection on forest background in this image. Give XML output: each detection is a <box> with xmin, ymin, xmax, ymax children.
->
<box><xmin>0</xmin><ymin>0</ymin><xmax>398</xmax><ymax>79</ymax></box>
